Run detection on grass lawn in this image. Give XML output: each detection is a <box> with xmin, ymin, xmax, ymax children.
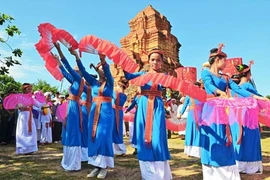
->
<box><xmin>0</xmin><ymin>132</ymin><xmax>269</xmax><ymax>180</ymax></box>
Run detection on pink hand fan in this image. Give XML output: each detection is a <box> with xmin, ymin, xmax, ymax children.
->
<box><xmin>124</xmin><ymin>112</ymin><xmax>135</xmax><ymax>122</ymax></box>
<box><xmin>57</xmin><ymin>101</ymin><xmax>68</xmax><ymax>120</ymax></box>
<box><xmin>257</xmin><ymin>99</ymin><xmax>270</xmax><ymax>127</ymax></box>
<box><xmin>3</xmin><ymin>93</ymin><xmax>33</xmax><ymax>109</ymax></box>
<box><xmin>34</xmin><ymin>91</ymin><xmax>46</xmax><ymax>103</ymax></box>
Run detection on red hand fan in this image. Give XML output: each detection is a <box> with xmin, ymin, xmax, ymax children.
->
<box><xmin>130</xmin><ymin>73</ymin><xmax>207</xmax><ymax>102</ymax></box>
<box><xmin>45</xmin><ymin>62</ymin><xmax>63</xmax><ymax>81</ymax></box>
<box><xmin>79</xmin><ymin>35</ymin><xmax>139</xmax><ymax>73</ymax></box>
<box><xmin>174</xmin><ymin>67</ymin><xmax>197</xmax><ymax>83</ymax></box>
<box><xmin>124</xmin><ymin>112</ymin><xmax>135</xmax><ymax>122</ymax></box>
<box><xmin>3</xmin><ymin>94</ymin><xmax>33</xmax><ymax>109</ymax></box>
<box><xmin>52</xmin><ymin>29</ymin><xmax>78</xmax><ymax>50</ymax></box>
<box><xmin>38</xmin><ymin>23</ymin><xmax>56</xmax><ymax>37</ymax></box>
<box><xmin>40</xmin><ymin>52</ymin><xmax>58</xmax><ymax>68</ymax></box>
<box><xmin>37</xmin><ymin>23</ymin><xmax>57</xmax><ymax>52</ymax></box>
<box><xmin>166</xmin><ymin>118</ymin><xmax>186</xmax><ymax>131</ymax></box>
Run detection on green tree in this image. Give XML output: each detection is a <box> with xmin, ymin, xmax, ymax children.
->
<box><xmin>0</xmin><ymin>12</ymin><xmax>22</xmax><ymax>75</ymax></box>
<box><xmin>0</xmin><ymin>75</ymin><xmax>22</xmax><ymax>95</ymax></box>
<box><xmin>61</xmin><ymin>89</ymin><xmax>69</xmax><ymax>96</ymax></box>
<box><xmin>266</xmin><ymin>95</ymin><xmax>270</xmax><ymax>100</ymax></box>
<box><xmin>32</xmin><ymin>79</ymin><xmax>58</xmax><ymax>94</ymax></box>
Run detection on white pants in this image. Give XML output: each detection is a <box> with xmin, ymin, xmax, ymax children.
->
<box><xmin>40</xmin><ymin>122</ymin><xmax>52</xmax><ymax>143</ymax></box>
<box><xmin>202</xmin><ymin>164</ymin><xmax>240</xmax><ymax>180</ymax></box>
<box><xmin>139</xmin><ymin>161</ymin><xmax>172</xmax><ymax>180</ymax></box>
<box><xmin>61</xmin><ymin>146</ymin><xmax>81</xmax><ymax>171</ymax></box>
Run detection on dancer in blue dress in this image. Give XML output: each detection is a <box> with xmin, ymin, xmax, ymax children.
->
<box><xmin>54</xmin><ymin>52</ymin><xmax>95</xmax><ymax>163</ymax></box>
<box><xmin>54</xmin><ymin>43</ymin><xmax>84</xmax><ymax>171</ymax></box>
<box><xmin>125</xmin><ymin>94</ymin><xmax>140</xmax><ymax>155</ymax></box>
<box><xmin>179</xmin><ymin>93</ymin><xmax>202</xmax><ymax>158</ymax></box>
<box><xmin>124</xmin><ymin>49</ymin><xmax>171</xmax><ymax>180</ymax></box>
<box><xmin>80</xmin><ymin>82</ymin><xmax>93</xmax><ymax>162</ymax></box>
<box><xmin>230</xmin><ymin>64</ymin><xmax>265</xmax><ymax>174</ymax></box>
<box><xmin>75</xmin><ymin>53</ymin><xmax>114</xmax><ymax>179</ymax></box>
<box><xmin>200</xmin><ymin>46</ymin><xmax>264</xmax><ymax>180</ymax></box>
<box><xmin>112</xmin><ymin>78</ymin><xmax>128</xmax><ymax>155</ymax></box>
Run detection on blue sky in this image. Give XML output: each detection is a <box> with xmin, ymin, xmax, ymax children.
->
<box><xmin>1</xmin><ymin>0</ymin><xmax>270</xmax><ymax>95</ymax></box>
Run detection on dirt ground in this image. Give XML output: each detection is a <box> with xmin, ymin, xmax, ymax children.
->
<box><xmin>0</xmin><ymin>133</ymin><xmax>269</xmax><ymax>180</ymax></box>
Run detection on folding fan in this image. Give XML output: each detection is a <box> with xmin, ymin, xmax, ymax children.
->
<box><xmin>45</xmin><ymin>61</ymin><xmax>63</xmax><ymax>81</ymax></box>
<box><xmin>78</xmin><ymin>35</ymin><xmax>139</xmax><ymax>73</ymax></box>
<box><xmin>257</xmin><ymin>99</ymin><xmax>270</xmax><ymax>127</ymax></box>
<box><xmin>38</xmin><ymin>23</ymin><xmax>56</xmax><ymax>38</ymax></box>
<box><xmin>40</xmin><ymin>52</ymin><xmax>58</xmax><ymax>68</ymax></box>
<box><xmin>129</xmin><ymin>73</ymin><xmax>207</xmax><ymax>102</ymax></box>
<box><xmin>174</xmin><ymin>67</ymin><xmax>197</xmax><ymax>83</ymax></box>
<box><xmin>52</xmin><ymin>29</ymin><xmax>79</xmax><ymax>50</ymax></box>
<box><xmin>3</xmin><ymin>93</ymin><xmax>33</xmax><ymax>109</ymax></box>
<box><xmin>166</xmin><ymin>118</ymin><xmax>186</xmax><ymax>132</ymax></box>
<box><xmin>124</xmin><ymin>111</ymin><xmax>135</xmax><ymax>122</ymax></box>
<box><xmin>34</xmin><ymin>91</ymin><xmax>46</xmax><ymax>103</ymax></box>
<box><xmin>36</xmin><ymin>23</ymin><xmax>56</xmax><ymax>52</ymax></box>
<box><xmin>199</xmin><ymin>97</ymin><xmax>259</xmax><ymax>129</ymax></box>
<box><xmin>57</xmin><ymin>101</ymin><xmax>68</xmax><ymax>120</ymax></box>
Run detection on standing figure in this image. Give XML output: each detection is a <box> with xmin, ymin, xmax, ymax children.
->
<box><xmin>125</xmin><ymin>95</ymin><xmax>140</xmax><ymax>155</ymax></box>
<box><xmin>54</xmin><ymin>43</ymin><xmax>84</xmax><ymax>171</ymax></box>
<box><xmin>200</xmin><ymin>46</ymin><xmax>264</xmax><ymax>180</ymax></box>
<box><xmin>40</xmin><ymin>92</ymin><xmax>53</xmax><ymax>144</ymax></box>
<box><xmin>124</xmin><ymin>49</ymin><xmax>172</xmax><ymax>180</ymax></box>
<box><xmin>54</xmin><ymin>51</ymin><xmax>92</xmax><ymax>162</ymax></box>
<box><xmin>76</xmin><ymin>52</ymin><xmax>114</xmax><ymax>179</ymax></box>
<box><xmin>16</xmin><ymin>83</ymin><xmax>40</xmax><ymax>154</ymax></box>
<box><xmin>230</xmin><ymin>64</ymin><xmax>263</xmax><ymax>174</ymax></box>
<box><xmin>112</xmin><ymin>78</ymin><xmax>128</xmax><ymax>155</ymax></box>
<box><xmin>52</xmin><ymin>95</ymin><xmax>65</xmax><ymax>143</ymax></box>
<box><xmin>80</xmin><ymin>81</ymin><xmax>93</xmax><ymax>162</ymax></box>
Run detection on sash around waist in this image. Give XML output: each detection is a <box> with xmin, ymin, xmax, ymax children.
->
<box><xmin>140</xmin><ymin>90</ymin><xmax>162</xmax><ymax>97</ymax></box>
<box><xmin>68</xmin><ymin>94</ymin><xmax>80</xmax><ymax>102</ymax></box>
<box><xmin>113</xmin><ymin>105</ymin><xmax>123</xmax><ymax>110</ymax></box>
<box><xmin>93</xmin><ymin>96</ymin><xmax>112</xmax><ymax>103</ymax></box>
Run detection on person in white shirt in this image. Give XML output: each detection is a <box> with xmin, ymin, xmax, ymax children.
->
<box><xmin>40</xmin><ymin>92</ymin><xmax>53</xmax><ymax>144</ymax></box>
<box><xmin>177</xmin><ymin>97</ymin><xmax>189</xmax><ymax>140</ymax></box>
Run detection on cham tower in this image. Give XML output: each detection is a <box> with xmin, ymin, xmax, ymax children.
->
<box><xmin>110</xmin><ymin>5</ymin><xmax>182</xmax><ymax>100</ymax></box>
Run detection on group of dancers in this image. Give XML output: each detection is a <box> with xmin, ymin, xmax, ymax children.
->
<box><xmin>14</xmin><ymin>42</ymin><xmax>268</xmax><ymax>180</ymax></box>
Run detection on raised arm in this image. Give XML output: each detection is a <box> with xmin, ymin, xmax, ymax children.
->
<box><xmin>99</xmin><ymin>54</ymin><xmax>114</xmax><ymax>86</ymax></box>
<box><xmin>54</xmin><ymin>43</ymin><xmax>80</xmax><ymax>80</ymax></box>
<box><xmin>59</xmin><ymin>66</ymin><xmax>74</xmax><ymax>84</ymax></box>
<box><xmin>76</xmin><ymin>59</ymin><xmax>97</xmax><ymax>86</ymax></box>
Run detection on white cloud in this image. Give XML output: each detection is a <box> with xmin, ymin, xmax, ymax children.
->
<box><xmin>18</xmin><ymin>41</ymin><xmax>35</xmax><ymax>50</ymax></box>
<box><xmin>0</xmin><ymin>46</ymin><xmax>46</xmax><ymax>81</ymax></box>
<box><xmin>9</xmin><ymin>64</ymin><xmax>47</xmax><ymax>80</ymax></box>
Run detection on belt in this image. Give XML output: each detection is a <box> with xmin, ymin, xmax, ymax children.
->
<box><xmin>140</xmin><ymin>90</ymin><xmax>162</xmax><ymax>144</ymax></box>
<box><xmin>92</xmin><ymin>96</ymin><xmax>112</xmax><ymax>140</ymax></box>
